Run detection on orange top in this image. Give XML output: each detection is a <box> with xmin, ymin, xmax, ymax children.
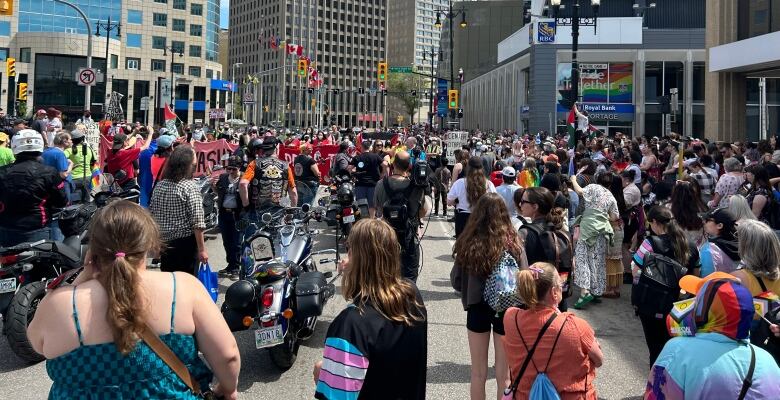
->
<box><xmin>502</xmin><ymin>308</ymin><xmax>598</xmax><ymax>400</ymax></box>
<box><xmin>241</xmin><ymin>160</ymin><xmax>296</xmax><ymax>189</ymax></box>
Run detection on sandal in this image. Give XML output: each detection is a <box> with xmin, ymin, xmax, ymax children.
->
<box><xmin>573</xmin><ymin>294</ymin><xmax>595</xmax><ymax>309</ymax></box>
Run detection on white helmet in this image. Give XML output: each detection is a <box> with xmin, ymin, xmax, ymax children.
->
<box><xmin>11</xmin><ymin>129</ymin><xmax>44</xmax><ymax>155</ymax></box>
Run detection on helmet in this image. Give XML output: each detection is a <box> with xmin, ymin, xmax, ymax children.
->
<box><xmin>227</xmin><ymin>155</ymin><xmax>243</xmax><ymax>168</ymax></box>
<box><xmin>11</xmin><ymin>129</ymin><xmax>44</xmax><ymax>155</ymax></box>
<box><xmin>224</xmin><ymin>280</ymin><xmax>256</xmax><ymax>309</ymax></box>
<box><xmin>258</xmin><ymin>136</ymin><xmax>279</xmax><ymax>150</ymax></box>
<box><xmin>337</xmin><ymin>182</ymin><xmax>355</xmax><ymax>206</ymax></box>
<box><xmin>248</xmin><ymin>138</ymin><xmax>263</xmax><ymax>154</ymax></box>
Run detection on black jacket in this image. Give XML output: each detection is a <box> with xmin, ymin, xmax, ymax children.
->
<box><xmin>215</xmin><ymin>173</ymin><xmax>242</xmax><ymax>213</ymax></box>
<box><xmin>0</xmin><ymin>159</ymin><xmax>68</xmax><ymax>230</ymax></box>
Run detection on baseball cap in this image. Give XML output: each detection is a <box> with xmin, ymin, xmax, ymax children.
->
<box><xmin>700</xmin><ymin>207</ymin><xmax>737</xmax><ymax>230</ymax></box>
<box><xmin>112</xmin><ymin>132</ymin><xmax>127</xmax><ymax>150</ymax></box>
<box><xmin>259</xmin><ymin>136</ymin><xmax>279</xmax><ymax>149</ymax></box>
<box><xmin>157</xmin><ymin>134</ymin><xmax>175</xmax><ymax>149</ymax></box>
<box><xmin>501</xmin><ymin>166</ymin><xmax>516</xmax><ymax>178</ymax></box>
<box><xmin>679</xmin><ymin>271</ymin><xmax>738</xmax><ymax>295</ymax></box>
<box><xmin>36</xmin><ymin>109</ymin><xmax>46</xmax><ymax>115</ymax></box>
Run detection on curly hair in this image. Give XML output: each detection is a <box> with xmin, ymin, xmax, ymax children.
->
<box><xmin>454</xmin><ymin>193</ymin><xmax>524</xmax><ymax>278</ymax></box>
<box><xmin>670</xmin><ymin>177</ymin><xmax>707</xmax><ymax>231</ymax></box>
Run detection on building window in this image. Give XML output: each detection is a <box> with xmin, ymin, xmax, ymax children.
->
<box><xmin>126</xmin><ymin>33</ymin><xmax>143</xmax><ymax>48</ymax></box>
<box><xmin>189</xmin><ymin>66</ymin><xmax>201</xmax><ymax>77</ymax></box>
<box><xmin>0</xmin><ymin>48</ymin><xmax>8</xmax><ymax>61</ymax></box>
<box><xmin>153</xmin><ymin>13</ymin><xmax>168</xmax><ymax>27</ymax></box>
<box><xmin>173</xmin><ymin>0</ymin><xmax>187</xmax><ymax>10</ymax></box>
<box><xmin>151</xmin><ymin>59</ymin><xmax>166</xmax><ymax>72</ymax></box>
<box><xmin>173</xmin><ymin>19</ymin><xmax>186</xmax><ymax>32</ymax></box>
<box><xmin>206</xmin><ymin>69</ymin><xmax>213</xmax><ymax>78</ymax></box>
<box><xmin>127</xmin><ymin>10</ymin><xmax>143</xmax><ymax>25</ymax></box>
<box><xmin>190</xmin><ymin>24</ymin><xmax>202</xmax><ymax>37</ymax></box>
<box><xmin>172</xmin><ymin>41</ymin><xmax>185</xmax><ymax>54</ymax></box>
<box><xmin>152</xmin><ymin>36</ymin><xmax>167</xmax><ymax>50</ymax></box>
<box><xmin>189</xmin><ymin>45</ymin><xmax>202</xmax><ymax>58</ymax></box>
<box><xmin>172</xmin><ymin>63</ymin><xmax>184</xmax><ymax>74</ymax></box>
<box><xmin>111</xmin><ymin>54</ymin><xmax>118</xmax><ymax>69</ymax></box>
<box><xmin>0</xmin><ymin>21</ymin><xmax>10</xmax><ymax>37</ymax></box>
<box><xmin>126</xmin><ymin>57</ymin><xmax>141</xmax><ymax>70</ymax></box>
<box><xmin>191</xmin><ymin>3</ymin><xmax>203</xmax><ymax>16</ymax></box>
<box><xmin>20</xmin><ymin>48</ymin><xmax>31</xmax><ymax>63</ymax></box>
<box><xmin>154</xmin><ymin>0</ymin><xmax>167</xmax><ymax>3</ymax></box>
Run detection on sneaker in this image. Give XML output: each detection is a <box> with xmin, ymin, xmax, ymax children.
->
<box><xmin>573</xmin><ymin>294</ymin><xmax>595</xmax><ymax>309</ymax></box>
<box><xmin>218</xmin><ymin>268</ymin><xmax>238</xmax><ymax>279</ymax></box>
<box><xmin>433</xmin><ymin>212</ymin><xmax>439</xmax><ymax>216</ymax></box>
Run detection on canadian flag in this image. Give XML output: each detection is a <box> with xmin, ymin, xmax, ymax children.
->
<box><xmin>286</xmin><ymin>44</ymin><xmax>303</xmax><ymax>56</ymax></box>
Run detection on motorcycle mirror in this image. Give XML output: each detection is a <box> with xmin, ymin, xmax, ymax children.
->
<box><xmin>301</xmin><ymin>203</ymin><xmax>311</xmax><ymax>213</ymax></box>
<box><xmin>261</xmin><ymin>212</ymin><xmax>273</xmax><ymax>224</ymax></box>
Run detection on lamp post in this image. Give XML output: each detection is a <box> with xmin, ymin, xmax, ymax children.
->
<box><xmin>230</xmin><ymin>62</ymin><xmax>243</xmax><ymax>122</ymax></box>
<box><xmin>162</xmin><ymin>46</ymin><xmax>184</xmax><ymax>111</ymax></box>
<box><xmin>53</xmin><ymin>0</ymin><xmax>92</xmax><ymax>112</ymax></box>
<box><xmin>550</xmin><ymin>0</ymin><xmax>601</xmax><ymax>109</ymax></box>
<box><xmin>434</xmin><ymin>0</ymin><xmax>467</xmax><ymax>124</ymax></box>
<box><xmin>94</xmin><ymin>17</ymin><xmax>121</xmax><ymax>118</ymax></box>
<box><xmin>422</xmin><ymin>47</ymin><xmax>443</xmax><ymax>129</ymax></box>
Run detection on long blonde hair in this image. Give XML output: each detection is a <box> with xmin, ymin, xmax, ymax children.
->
<box><xmin>88</xmin><ymin>200</ymin><xmax>162</xmax><ymax>354</ymax></box>
<box><xmin>343</xmin><ymin>219</ymin><xmax>426</xmax><ymax>326</ymax></box>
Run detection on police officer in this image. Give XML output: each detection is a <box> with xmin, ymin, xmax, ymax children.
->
<box><xmin>239</xmin><ymin>136</ymin><xmax>298</xmax><ymax>218</ymax></box>
<box><xmin>0</xmin><ymin>129</ymin><xmax>68</xmax><ymax>246</ymax></box>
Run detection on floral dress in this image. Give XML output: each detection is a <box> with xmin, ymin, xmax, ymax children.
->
<box><xmin>574</xmin><ymin>184</ymin><xmax>619</xmax><ymax>296</ymax></box>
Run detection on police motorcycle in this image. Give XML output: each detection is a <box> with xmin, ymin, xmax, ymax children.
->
<box><xmin>0</xmin><ymin>188</ymin><xmax>138</xmax><ymax>363</ymax></box>
<box><xmin>319</xmin><ymin>172</ymin><xmax>369</xmax><ymax>238</ymax></box>
<box><xmin>222</xmin><ymin>204</ymin><xmax>338</xmax><ymax>370</ymax></box>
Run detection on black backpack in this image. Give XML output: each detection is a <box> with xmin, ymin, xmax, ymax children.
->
<box><xmin>750</xmin><ymin>277</ymin><xmax>780</xmax><ymax>365</ymax></box>
<box><xmin>382</xmin><ymin>179</ymin><xmax>421</xmax><ymax>247</ymax></box>
<box><xmin>520</xmin><ymin>223</ymin><xmax>574</xmax><ymax>298</ymax></box>
<box><xmin>631</xmin><ymin>236</ymin><xmax>688</xmax><ymax>317</ymax></box>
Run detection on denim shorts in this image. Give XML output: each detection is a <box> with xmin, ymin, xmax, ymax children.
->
<box><xmin>354</xmin><ymin>185</ymin><xmax>376</xmax><ymax>208</ymax></box>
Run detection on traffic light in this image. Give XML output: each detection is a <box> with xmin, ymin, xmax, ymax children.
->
<box><xmin>6</xmin><ymin>57</ymin><xmax>15</xmax><ymax>77</ymax></box>
<box><xmin>311</xmin><ymin>98</ymin><xmax>316</xmax><ymax>108</ymax></box>
<box><xmin>0</xmin><ymin>0</ymin><xmax>13</xmax><ymax>16</ymax></box>
<box><xmin>358</xmin><ymin>87</ymin><xmax>365</xmax><ymax>95</ymax></box>
<box><xmin>457</xmin><ymin>108</ymin><xmax>464</xmax><ymax>119</ymax></box>
<box><xmin>448</xmin><ymin>89</ymin><xmax>458</xmax><ymax>109</ymax></box>
<box><xmin>333</xmin><ymin>89</ymin><xmax>339</xmax><ymax>95</ymax></box>
<box><xmin>17</xmin><ymin>83</ymin><xmax>27</xmax><ymax>101</ymax></box>
<box><xmin>378</xmin><ymin>62</ymin><xmax>387</xmax><ymax>82</ymax></box>
<box><xmin>308</xmin><ymin>88</ymin><xmax>314</xmax><ymax>94</ymax></box>
<box><xmin>382</xmin><ymin>89</ymin><xmax>387</xmax><ymax>96</ymax></box>
<box><xmin>297</xmin><ymin>59</ymin><xmax>308</xmax><ymax>77</ymax></box>
<box><xmin>263</xmin><ymin>105</ymin><xmax>269</xmax><ymax>112</ymax></box>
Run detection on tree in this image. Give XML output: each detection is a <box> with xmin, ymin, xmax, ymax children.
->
<box><xmin>387</xmin><ymin>72</ymin><xmax>424</xmax><ymax>124</ymax></box>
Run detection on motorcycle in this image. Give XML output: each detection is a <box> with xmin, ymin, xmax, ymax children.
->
<box><xmin>196</xmin><ymin>175</ymin><xmax>219</xmax><ymax>231</ymax></box>
<box><xmin>222</xmin><ymin>204</ymin><xmax>338</xmax><ymax>370</ymax></box>
<box><xmin>319</xmin><ymin>173</ymin><xmax>369</xmax><ymax>238</ymax></box>
<box><xmin>0</xmin><ymin>188</ymin><xmax>137</xmax><ymax>363</ymax></box>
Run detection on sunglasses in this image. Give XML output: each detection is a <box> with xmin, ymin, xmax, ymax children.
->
<box><xmin>226</xmin><ymin>166</ymin><xmax>238</xmax><ymax>171</ymax></box>
<box><xmin>520</xmin><ymin>199</ymin><xmax>535</xmax><ymax>205</ymax></box>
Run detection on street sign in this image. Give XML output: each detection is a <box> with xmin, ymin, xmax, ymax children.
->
<box><xmin>389</xmin><ymin>66</ymin><xmax>413</xmax><ymax>73</ymax></box>
<box><xmin>139</xmin><ymin>96</ymin><xmax>150</xmax><ymax>111</ymax></box>
<box><xmin>159</xmin><ymin>79</ymin><xmax>172</xmax><ymax>108</ymax></box>
<box><xmin>243</xmin><ymin>92</ymin><xmax>255</xmax><ymax>105</ymax></box>
<box><xmin>76</xmin><ymin>67</ymin><xmax>97</xmax><ymax>86</ymax></box>
<box><xmin>209</xmin><ymin>108</ymin><xmax>226</xmax><ymax>119</ymax></box>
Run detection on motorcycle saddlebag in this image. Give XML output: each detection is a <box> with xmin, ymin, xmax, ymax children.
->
<box><xmin>59</xmin><ymin>203</ymin><xmax>97</xmax><ymax>237</ymax></box>
<box><xmin>295</xmin><ymin>271</ymin><xmax>327</xmax><ymax>319</ymax></box>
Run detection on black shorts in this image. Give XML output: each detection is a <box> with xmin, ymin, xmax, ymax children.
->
<box><xmin>466</xmin><ymin>302</ymin><xmax>505</xmax><ymax>335</ymax></box>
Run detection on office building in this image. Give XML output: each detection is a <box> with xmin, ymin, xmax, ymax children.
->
<box><xmin>229</xmin><ymin>0</ymin><xmax>388</xmax><ymax>128</ymax></box>
<box><xmin>707</xmin><ymin>0</ymin><xmax>780</xmax><ymax>142</ymax></box>
<box><xmin>0</xmin><ymin>0</ymin><xmax>224</xmax><ymax>124</ymax></box>
<box><xmin>460</xmin><ymin>0</ymin><xmax>707</xmax><ymax>138</ymax></box>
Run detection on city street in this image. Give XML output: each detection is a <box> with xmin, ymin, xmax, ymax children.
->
<box><xmin>0</xmin><ymin>211</ymin><xmax>649</xmax><ymax>399</ymax></box>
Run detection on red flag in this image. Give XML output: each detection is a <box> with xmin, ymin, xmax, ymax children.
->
<box><xmin>164</xmin><ymin>103</ymin><xmax>177</xmax><ymax>121</ymax></box>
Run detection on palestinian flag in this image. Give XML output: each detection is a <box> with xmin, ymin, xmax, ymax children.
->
<box><xmin>164</xmin><ymin>103</ymin><xmax>178</xmax><ymax>135</ymax></box>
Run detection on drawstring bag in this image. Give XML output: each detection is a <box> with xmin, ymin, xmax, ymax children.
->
<box><xmin>197</xmin><ymin>262</ymin><xmax>219</xmax><ymax>303</ymax></box>
<box><xmin>484</xmin><ymin>252</ymin><xmax>522</xmax><ymax>313</ymax></box>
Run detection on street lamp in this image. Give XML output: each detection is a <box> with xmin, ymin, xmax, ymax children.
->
<box><xmin>550</xmin><ymin>0</ymin><xmax>602</xmax><ymax>110</ymax></box>
<box><xmin>230</xmin><ymin>62</ymin><xmax>243</xmax><ymax>122</ymax></box>
<box><xmin>53</xmin><ymin>0</ymin><xmax>92</xmax><ymax>112</ymax></box>
<box><xmin>162</xmin><ymin>46</ymin><xmax>184</xmax><ymax>110</ymax></box>
<box><xmin>94</xmin><ymin>17</ymin><xmax>121</xmax><ymax>118</ymax></box>
<box><xmin>434</xmin><ymin>0</ymin><xmax>467</xmax><ymax>123</ymax></box>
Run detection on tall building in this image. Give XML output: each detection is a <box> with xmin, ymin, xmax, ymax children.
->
<box><xmin>229</xmin><ymin>0</ymin><xmax>388</xmax><ymax>128</ymax></box>
<box><xmin>706</xmin><ymin>0</ymin><xmax>780</xmax><ymax>142</ymax></box>
<box><xmin>0</xmin><ymin>0</ymin><xmax>224</xmax><ymax>124</ymax></box>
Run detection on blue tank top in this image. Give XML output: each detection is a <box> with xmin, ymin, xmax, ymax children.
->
<box><xmin>46</xmin><ymin>273</ymin><xmax>213</xmax><ymax>399</ymax></box>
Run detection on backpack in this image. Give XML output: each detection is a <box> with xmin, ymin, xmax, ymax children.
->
<box><xmin>381</xmin><ymin>179</ymin><xmax>421</xmax><ymax>247</ymax></box>
<box><xmin>631</xmin><ymin>236</ymin><xmax>688</xmax><ymax>317</ymax></box>
<box><xmin>520</xmin><ymin>223</ymin><xmax>574</xmax><ymax>299</ymax></box>
<box><xmin>749</xmin><ymin>277</ymin><xmax>780</xmax><ymax>365</ymax></box>
<box><xmin>483</xmin><ymin>252</ymin><xmax>523</xmax><ymax>312</ymax></box>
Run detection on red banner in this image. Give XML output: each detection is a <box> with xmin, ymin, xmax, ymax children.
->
<box><xmin>99</xmin><ymin>137</ymin><xmax>237</xmax><ymax>177</ymax></box>
<box><xmin>278</xmin><ymin>144</ymin><xmax>340</xmax><ymax>184</ymax></box>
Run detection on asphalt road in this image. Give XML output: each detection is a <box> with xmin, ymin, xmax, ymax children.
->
<box><xmin>0</xmin><ymin>212</ymin><xmax>649</xmax><ymax>399</ymax></box>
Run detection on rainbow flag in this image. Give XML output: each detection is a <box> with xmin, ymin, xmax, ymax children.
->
<box><xmin>90</xmin><ymin>167</ymin><xmax>101</xmax><ymax>189</ymax></box>
<box><xmin>754</xmin><ymin>291</ymin><xmax>780</xmax><ymax>319</ymax></box>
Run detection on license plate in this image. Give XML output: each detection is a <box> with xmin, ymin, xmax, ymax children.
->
<box><xmin>0</xmin><ymin>277</ymin><xmax>17</xmax><ymax>294</ymax></box>
<box><xmin>343</xmin><ymin>214</ymin><xmax>355</xmax><ymax>223</ymax></box>
<box><xmin>254</xmin><ymin>325</ymin><xmax>284</xmax><ymax>349</ymax></box>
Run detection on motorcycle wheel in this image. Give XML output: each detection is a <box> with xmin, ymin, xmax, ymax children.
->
<box><xmin>341</xmin><ymin>221</ymin><xmax>352</xmax><ymax>237</ymax></box>
<box><xmin>5</xmin><ymin>281</ymin><xmax>46</xmax><ymax>364</ymax></box>
<box><xmin>268</xmin><ymin>329</ymin><xmax>300</xmax><ymax>370</ymax></box>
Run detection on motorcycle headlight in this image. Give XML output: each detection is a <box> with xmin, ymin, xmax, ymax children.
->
<box><xmin>225</xmin><ymin>280</ymin><xmax>256</xmax><ymax>309</ymax></box>
<box><xmin>250</xmin><ymin>235</ymin><xmax>274</xmax><ymax>261</ymax></box>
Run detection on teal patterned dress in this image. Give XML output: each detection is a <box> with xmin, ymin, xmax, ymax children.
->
<box><xmin>46</xmin><ymin>273</ymin><xmax>213</xmax><ymax>399</ymax></box>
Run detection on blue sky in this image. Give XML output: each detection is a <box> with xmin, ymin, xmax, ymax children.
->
<box><xmin>220</xmin><ymin>0</ymin><xmax>229</xmax><ymax>28</ymax></box>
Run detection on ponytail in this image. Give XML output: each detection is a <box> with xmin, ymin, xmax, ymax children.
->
<box><xmin>97</xmin><ymin>253</ymin><xmax>146</xmax><ymax>355</ymax></box>
<box><xmin>665</xmin><ymin>219</ymin><xmax>691</xmax><ymax>266</ymax></box>
<box><xmin>516</xmin><ymin>262</ymin><xmax>557</xmax><ymax>309</ymax></box>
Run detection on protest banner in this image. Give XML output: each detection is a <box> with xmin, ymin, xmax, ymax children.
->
<box><xmin>278</xmin><ymin>144</ymin><xmax>340</xmax><ymax>184</ymax></box>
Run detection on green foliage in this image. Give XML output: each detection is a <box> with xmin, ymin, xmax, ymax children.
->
<box><xmin>387</xmin><ymin>72</ymin><xmax>424</xmax><ymax>122</ymax></box>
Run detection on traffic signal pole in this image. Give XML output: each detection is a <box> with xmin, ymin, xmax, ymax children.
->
<box><xmin>571</xmin><ymin>1</ymin><xmax>580</xmax><ymax>109</ymax></box>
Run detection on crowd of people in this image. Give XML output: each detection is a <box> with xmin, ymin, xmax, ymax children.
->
<box><xmin>3</xmin><ymin>111</ymin><xmax>780</xmax><ymax>399</ymax></box>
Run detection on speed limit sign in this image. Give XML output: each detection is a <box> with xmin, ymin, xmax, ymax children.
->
<box><xmin>77</xmin><ymin>68</ymin><xmax>97</xmax><ymax>86</ymax></box>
